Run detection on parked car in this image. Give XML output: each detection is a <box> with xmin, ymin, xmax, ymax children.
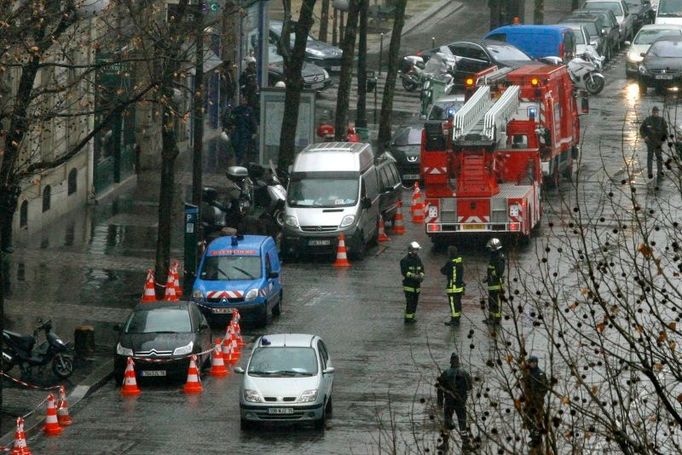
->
<box><xmin>583</xmin><ymin>0</ymin><xmax>637</xmax><ymax>41</ymax></box>
<box><xmin>655</xmin><ymin>0</ymin><xmax>682</xmax><ymax>26</ymax></box>
<box><xmin>269</xmin><ymin>20</ymin><xmax>343</xmax><ymax>72</ymax></box>
<box><xmin>375</xmin><ymin>153</ymin><xmax>403</xmax><ymax>223</ymax></box>
<box><xmin>417</xmin><ymin>40</ymin><xmax>534</xmax><ymax>88</ymax></box>
<box><xmin>484</xmin><ymin>25</ymin><xmax>577</xmax><ymax>62</ymax></box>
<box><xmin>624</xmin><ymin>0</ymin><xmax>656</xmax><ymax>31</ymax></box>
<box><xmin>626</xmin><ymin>24</ymin><xmax>682</xmax><ymax>77</ymax></box>
<box><xmin>561</xmin><ymin>23</ymin><xmax>604</xmax><ymax>61</ymax></box>
<box><xmin>235</xmin><ymin>333</ymin><xmax>335</xmax><ymax>431</ymax></box>
<box><xmin>561</xmin><ymin>13</ymin><xmax>619</xmax><ymax>59</ymax></box>
<box><xmin>267</xmin><ymin>44</ymin><xmax>331</xmax><ymax>91</ymax></box>
<box><xmin>580</xmin><ymin>8</ymin><xmax>626</xmax><ymax>46</ymax></box>
<box><xmin>113</xmin><ymin>301</ymin><xmax>212</xmax><ymax>385</ymax></box>
<box><xmin>637</xmin><ymin>35</ymin><xmax>682</xmax><ymax>92</ymax></box>
<box><xmin>389</xmin><ymin>124</ymin><xmax>423</xmax><ymax>182</ymax></box>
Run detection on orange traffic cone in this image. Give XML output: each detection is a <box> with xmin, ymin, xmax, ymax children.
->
<box><xmin>164</xmin><ymin>270</ymin><xmax>178</xmax><ymax>301</ymax></box>
<box><xmin>222</xmin><ymin>337</ymin><xmax>236</xmax><ymax>364</ymax></box>
<box><xmin>412</xmin><ymin>199</ymin><xmax>425</xmax><ymax>224</ymax></box>
<box><xmin>209</xmin><ymin>339</ymin><xmax>228</xmax><ymax>377</ymax></box>
<box><xmin>393</xmin><ymin>201</ymin><xmax>406</xmax><ymax>235</ymax></box>
<box><xmin>43</xmin><ymin>393</ymin><xmax>63</xmax><ymax>436</ymax></box>
<box><xmin>120</xmin><ymin>357</ymin><xmax>141</xmax><ymax>396</ymax></box>
<box><xmin>332</xmin><ymin>233</ymin><xmax>351</xmax><ymax>267</ymax></box>
<box><xmin>57</xmin><ymin>385</ymin><xmax>73</xmax><ymax>426</ymax></box>
<box><xmin>183</xmin><ymin>355</ymin><xmax>203</xmax><ymax>394</ymax></box>
<box><xmin>141</xmin><ymin>269</ymin><xmax>156</xmax><ymax>303</ymax></box>
<box><xmin>410</xmin><ymin>182</ymin><xmax>422</xmax><ymax>215</ymax></box>
<box><xmin>11</xmin><ymin>417</ymin><xmax>31</xmax><ymax>455</ymax></box>
<box><xmin>377</xmin><ymin>216</ymin><xmax>390</xmax><ymax>242</ymax></box>
<box><xmin>233</xmin><ymin>319</ymin><xmax>244</xmax><ymax>347</ymax></box>
<box><xmin>172</xmin><ymin>260</ymin><xmax>183</xmax><ymax>298</ymax></box>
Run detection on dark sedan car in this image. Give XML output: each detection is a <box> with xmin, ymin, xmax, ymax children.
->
<box><xmin>624</xmin><ymin>0</ymin><xmax>655</xmax><ymax>32</ymax></box>
<box><xmin>389</xmin><ymin>125</ymin><xmax>423</xmax><ymax>182</ymax></box>
<box><xmin>269</xmin><ymin>20</ymin><xmax>343</xmax><ymax>72</ymax></box>
<box><xmin>638</xmin><ymin>36</ymin><xmax>682</xmax><ymax>93</ymax></box>
<box><xmin>563</xmin><ymin>12</ymin><xmax>620</xmax><ymax>60</ymax></box>
<box><xmin>417</xmin><ymin>40</ymin><xmax>534</xmax><ymax>87</ymax></box>
<box><xmin>113</xmin><ymin>301</ymin><xmax>213</xmax><ymax>384</ymax></box>
<box><xmin>267</xmin><ymin>44</ymin><xmax>331</xmax><ymax>91</ymax></box>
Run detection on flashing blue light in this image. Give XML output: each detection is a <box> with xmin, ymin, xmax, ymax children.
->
<box><xmin>528</xmin><ymin>107</ymin><xmax>537</xmax><ymax>121</ymax></box>
<box><xmin>446</xmin><ymin>107</ymin><xmax>456</xmax><ymax>117</ymax></box>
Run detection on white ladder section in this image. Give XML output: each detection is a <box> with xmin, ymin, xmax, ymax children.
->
<box><xmin>452</xmin><ymin>86</ymin><xmax>492</xmax><ymax>141</ymax></box>
<box><xmin>482</xmin><ymin>85</ymin><xmax>521</xmax><ymax>143</ymax></box>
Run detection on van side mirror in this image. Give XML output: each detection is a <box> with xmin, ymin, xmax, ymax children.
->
<box><xmin>624</xmin><ymin>41</ymin><xmax>631</xmax><ymax>46</ymax></box>
<box><xmin>601</xmin><ymin>28</ymin><xmax>607</xmax><ymax>36</ymax></box>
<box><xmin>234</xmin><ymin>367</ymin><xmax>245</xmax><ymax>374</ymax></box>
<box><xmin>323</xmin><ymin>367</ymin><xmax>335</xmax><ymax>374</ymax></box>
<box><xmin>268</xmin><ymin>271</ymin><xmax>279</xmax><ymax>279</ymax></box>
<box><xmin>640</xmin><ymin>52</ymin><xmax>646</xmax><ymax>57</ymax></box>
<box><xmin>361</xmin><ymin>197</ymin><xmax>372</xmax><ymax>209</ymax></box>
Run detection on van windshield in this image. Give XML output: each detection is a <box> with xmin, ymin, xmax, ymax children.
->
<box><xmin>659</xmin><ymin>0</ymin><xmax>682</xmax><ymax>16</ymax></box>
<box><xmin>288</xmin><ymin>172</ymin><xmax>359</xmax><ymax>207</ymax></box>
<box><xmin>200</xmin><ymin>256</ymin><xmax>261</xmax><ymax>281</ymax></box>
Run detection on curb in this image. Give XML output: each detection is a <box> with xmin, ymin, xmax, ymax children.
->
<box><xmin>0</xmin><ymin>359</ymin><xmax>113</xmax><ymax>448</ymax></box>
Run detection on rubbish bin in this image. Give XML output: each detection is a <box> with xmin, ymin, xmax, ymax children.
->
<box><xmin>356</xmin><ymin>127</ymin><xmax>370</xmax><ymax>142</ymax></box>
<box><xmin>420</xmin><ymin>77</ymin><xmax>447</xmax><ymax>117</ymax></box>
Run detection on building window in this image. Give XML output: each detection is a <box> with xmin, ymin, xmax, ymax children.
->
<box><xmin>42</xmin><ymin>185</ymin><xmax>51</xmax><ymax>212</ymax></box>
<box><xmin>19</xmin><ymin>201</ymin><xmax>28</xmax><ymax>228</ymax></box>
<box><xmin>68</xmin><ymin>168</ymin><xmax>77</xmax><ymax>195</ymax></box>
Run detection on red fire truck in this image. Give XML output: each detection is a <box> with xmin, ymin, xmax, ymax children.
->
<box><xmin>420</xmin><ymin>64</ymin><xmax>585</xmax><ymax>243</ymax></box>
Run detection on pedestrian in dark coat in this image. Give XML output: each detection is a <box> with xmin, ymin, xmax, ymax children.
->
<box><xmin>440</xmin><ymin>245</ymin><xmax>464</xmax><ymax>325</ymax></box>
<box><xmin>483</xmin><ymin>237</ymin><xmax>505</xmax><ymax>324</ymax></box>
<box><xmin>639</xmin><ymin>105</ymin><xmax>668</xmax><ymax>179</ymax></box>
<box><xmin>228</xmin><ymin>96</ymin><xmax>258</xmax><ymax>165</ymax></box>
<box><xmin>520</xmin><ymin>355</ymin><xmax>549</xmax><ymax>447</ymax></box>
<box><xmin>240</xmin><ymin>56</ymin><xmax>259</xmax><ymax>113</ymax></box>
<box><xmin>400</xmin><ymin>241</ymin><xmax>424</xmax><ymax>323</ymax></box>
<box><xmin>436</xmin><ymin>353</ymin><xmax>473</xmax><ymax>450</ymax></box>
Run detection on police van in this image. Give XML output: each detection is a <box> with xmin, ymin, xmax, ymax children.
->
<box><xmin>192</xmin><ymin>235</ymin><xmax>282</xmax><ymax>326</ymax></box>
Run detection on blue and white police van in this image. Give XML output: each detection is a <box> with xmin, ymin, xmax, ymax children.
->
<box><xmin>192</xmin><ymin>235</ymin><xmax>282</xmax><ymax>326</ymax></box>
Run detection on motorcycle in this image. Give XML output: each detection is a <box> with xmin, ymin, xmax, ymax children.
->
<box><xmin>567</xmin><ymin>53</ymin><xmax>605</xmax><ymax>95</ymax></box>
<box><xmin>401</xmin><ymin>47</ymin><xmax>458</xmax><ymax>93</ymax></box>
<box><xmin>400</xmin><ymin>55</ymin><xmax>426</xmax><ymax>91</ymax></box>
<box><xmin>247</xmin><ymin>160</ymin><xmax>287</xmax><ymax>228</ymax></box>
<box><xmin>2</xmin><ymin>319</ymin><xmax>74</xmax><ymax>379</ymax></box>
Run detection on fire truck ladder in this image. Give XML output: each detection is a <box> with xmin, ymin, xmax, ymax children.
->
<box><xmin>482</xmin><ymin>85</ymin><xmax>520</xmax><ymax>143</ymax></box>
<box><xmin>452</xmin><ymin>85</ymin><xmax>521</xmax><ymax>144</ymax></box>
<box><xmin>452</xmin><ymin>86</ymin><xmax>493</xmax><ymax>141</ymax></box>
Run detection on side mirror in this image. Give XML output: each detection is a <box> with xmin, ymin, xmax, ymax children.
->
<box><xmin>113</xmin><ymin>324</ymin><xmax>121</xmax><ymax>332</ymax></box>
<box><xmin>268</xmin><ymin>271</ymin><xmax>279</xmax><ymax>279</ymax></box>
<box><xmin>640</xmin><ymin>52</ymin><xmax>646</xmax><ymax>57</ymax></box>
<box><xmin>601</xmin><ymin>28</ymin><xmax>608</xmax><ymax>36</ymax></box>
<box><xmin>323</xmin><ymin>367</ymin><xmax>336</xmax><ymax>374</ymax></box>
<box><xmin>234</xmin><ymin>366</ymin><xmax>245</xmax><ymax>374</ymax></box>
<box><xmin>624</xmin><ymin>41</ymin><xmax>631</xmax><ymax>46</ymax></box>
<box><xmin>200</xmin><ymin>322</ymin><xmax>209</xmax><ymax>330</ymax></box>
<box><xmin>361</xmin><ymin>197</ymin><xmax>372</xmax><ymax>209</ymax></box>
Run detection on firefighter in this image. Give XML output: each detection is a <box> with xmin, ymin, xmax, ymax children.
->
<box><xmin>639</xmin><ymin>105</ymin><xmax>668</xmax><ymax>180</ymax></box>
<box><xmin>520</xmin><ymin>355</ymin><xmax>550</xmax><ymax>447</ymax></box>
<box><xmin>400</xmin><ymin>241</ymin><xmax>424</xmax><ymax>323</ymax></box>
<box><xmin>436</xmin><ymin>353</ymin><xmax>473</xmax><ymax>451</ymax></box>
<box><xmin>483</xmin><ymin>237</ymin><xmax>505</xmax><ymax>324</ymax></box>
<box><xmin>440</xmin><ymin>245</ymin><xmax>464</xmax><ymax>326</ymax></box>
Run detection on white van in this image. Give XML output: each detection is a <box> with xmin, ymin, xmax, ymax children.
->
<box><xmin>282</xmin><ymin>142</ymin><xmax>380</xmax><ymax>260</ymax></box>
<box><xmin>656</xmin><ymin>0</ymin><xmax>682</xmax><ymax>25</ymax></box>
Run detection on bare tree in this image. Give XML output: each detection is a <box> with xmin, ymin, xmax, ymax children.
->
<box><xmin>334</xmin><ymin>0</ymin><xmax>360</xmax><ymax>141</ymax></box>
<box><xmin>355</xmin><ymin>0</ymin><xmax>368</xmax><ymax>129</ymax></box>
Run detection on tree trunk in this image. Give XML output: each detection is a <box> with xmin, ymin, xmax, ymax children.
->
<box><xmin>277</xmin><ymin>0</ymin><xmax>318</xmax><ymax>171</ymax></box>
<box><xmin>377</xmin><ymin>0</ymin><xmax>408</xmax><ymax>151</ymax></box>
<box><xmin>355</xmin><ymin>0</ymin><xmax>368</xmax><ymax>129</ymax></box>
<box><xmin>320</xmin><ymin>0</ymin><xmax>330</xmax><ymax>42</ymax></box>
<box><xmin>334</xmin><ymin>0</ymin><xmax>360</xmax><ymax>140</ymax></box>
<box><xmin>534</xmin><ymin>0</ymin><xmax>544</xmax><ymax>24</ymax></box>
<box><xmin>332</xmin><ymin>8</ymin><xmax>338</xmax><ymax>46</ymax></box>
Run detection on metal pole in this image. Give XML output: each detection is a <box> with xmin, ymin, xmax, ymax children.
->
<box><xmin>432</xmin><ymin>36</ymin><xmax>435</xmax><ymax>48</ymax></box>
<box><xmin>379</xmin><ymin>32</ymin><xmax>384</xmax><ymax>76</ymax></box>
<box><xmin>192</xmin><ymin>2</ymin><xmax>204</xmax><ymax>223</ymax></box>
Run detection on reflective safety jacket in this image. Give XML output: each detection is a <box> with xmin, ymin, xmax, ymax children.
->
<box><xmin>400</xmin><ymin>254</ymin><xmax>424</xmax><ymax>293</ymax></box>
<box><xmin>440</xmin><ymin>256</ymin><xmax>464</xmax><ymax>293</ymax></box>
<box><xmin>486</xmin><ymin>252</ymin><xmax>505</xmax><ymax>291</ymax></box>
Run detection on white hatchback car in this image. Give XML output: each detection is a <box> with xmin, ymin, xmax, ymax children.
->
<box><xmin>235</xmin><ymin>333</ymin><xmax>335</xmax><ymax>430</ymax></box>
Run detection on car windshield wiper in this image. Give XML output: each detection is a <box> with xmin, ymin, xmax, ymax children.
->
<box><xmin>218</xmin><ymin>268</ymin><xmax>231</xmax><ymax>279</ymax></box>
<box><xmin>232</xmin><ymin>266</ymin><xmax>255</xmax><ymax>279</ymax></box>
<box><xmin>271</xmin><ymin>370</ymin><xmax>314</xmax><ymax>376</ymax></box>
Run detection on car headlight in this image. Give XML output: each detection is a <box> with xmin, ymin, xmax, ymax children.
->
<box><xmin>627</xmin><ymin>52</ymin><xmax>643</xmax><ymax>63</ymax></box>
<box><xmin>340</xmin><ymin>215</ymin><xmax>355</xmax><ymax>227</ymax></box>
<box><xmin>298</xmin><ymin>389</ymin><xmax>318</xmax><ymax>403</ymax></box>
<box><xmin>116</xmin><ymin>343</ymin><xmax>133</xmax><ymax>357</ymax></box>
<box><xmin>322</xmin><ymin>69</ymin><xmax>330</xmax><ymax>80</ymax></box>
<box><xmin>192</xmin><ymin>289</ymin><xmax>203</xmax><ymax>300</ymax></box>
<box><xmin>173</xmin><ymin>341</ymin><xmax>193</xmax><ymax>356</ymax></box>
<box><xmin>307</xmin><ymin>48</ymin><xmax>326</xmax><ymax>58</ymax></box>
<box><xmin>244</xmin><ymin>389</ymin><xmax>263</xmax><ymax>402</ymax></box>
<box><xmin>639</xmin><ymin>64</ymin><xmax>648</xmax><ymax>74</ymax></box>
<box><xmin>245</xmin><ymin>288</ymin><xmax>259</xmax><ymax>301</ymax></box>
<box><xmin>285</xmin><ymin>215</ymin><xmax>299</xmax><ymax>228</ymax></box>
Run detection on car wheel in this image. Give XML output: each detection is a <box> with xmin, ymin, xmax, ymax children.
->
<box><xmin>350</xmin><ymin>232</ymin><xmax>366</xmax><ymax>261</ymax></box>
<box><xmin>114</xmin><ymin>371</ymin><xmax>124</xmax><ymax>386</ymax></box>
<box><xmin>52</xmin><ymin>354</ymin><xmax>74</xmax><ymax>379</ymax></box>
<box><xmin>272</xmin><ymin>291</ymin><xmax>283</xmax><ymax>317</ymax></box>
<box><xmin>314</xmin><ymin>407</ymin><xmax>327</xmax><ymax>431</ymax></box>
<box><xmin>325</xmin><ymin>395</ymin><xmax>333</xmax><ymax>417</ymax></box>
<box><xmin>241</xmin><ymin>418</ymin><xmax>255</xmax><ymax>431</ymax></box>
<box><xmin>638</xmin><ymin>81</ymin><xmax>647</xmax><ymax>94</ymax></box>
<box><xmin>258</xmin><ymin>305</ymin><xmax>270</xmax><ymax>328</ymax></box>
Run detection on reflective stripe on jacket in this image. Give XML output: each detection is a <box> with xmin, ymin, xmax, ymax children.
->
<box><xmin>441</xmin><ymin>256</ymin><xmax>464</xmax><ymax>293</ymax></box>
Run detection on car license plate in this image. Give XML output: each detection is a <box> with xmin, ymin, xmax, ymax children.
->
<box><xmin>310</xmin><ymin>82</ymin><xmax>324</xmax><ymax>90</ymax></box>
<box><xmin>402</xmin><ymin>174</ymin><xmax>420</xmax><ymax>180</ymax></box>
<box><xmin>331</xmin><ymin>66</ymin><xmax>341</xmax><ymax>71</ymax></box>
<box><xmin>268</xmin><ymin>408</ymin><xmax>294</xmax><ymax>415</ymax></box>
<box><xmin>140</xmin><ymin>370</ymin><xmax>166</xmax><ymax>377</ymax></box>
<box><xmin>462</xmin><ymin>224</ymin><xmax>485</xmax><ymax>230</ymax></box>
<box><xmin>308</xmin><ymin>239</ymin><xmax>331</xmax><ymax>246</ymax></box>
<box><xmin>212</xmin><ymin>308</ymin><xmax>230</xmax><ymax>314</ymax></box>
<box><xmin>655</xmin><ymin>74</ymin><xmax>673</xmax><ymax>80</ymax></box>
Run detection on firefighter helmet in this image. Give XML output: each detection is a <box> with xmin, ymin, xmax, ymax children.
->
<box><xmin>486</xmin><ymin>238</ymin><xmax>502</xmax><ymax>251</ymax></box>
<box><xmin>408</xmin><ymin>241</ymin><xmax>421</xmax><ymax>252</ymax></box>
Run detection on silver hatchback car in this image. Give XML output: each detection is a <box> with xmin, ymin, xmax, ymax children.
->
<box><xmin>235</xmin><ymin>333</ymin><xmax>335</xmax><ymax>430</ymax></box>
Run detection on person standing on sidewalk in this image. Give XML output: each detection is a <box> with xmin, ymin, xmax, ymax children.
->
<box><xmin>483</xmin><ymin>238</ymin><xmax>505</xmax><ymax>325</ymax></box>
<box><xmin>400</xmin><ymin>241</ymin><xmax>424</xmax><ymax>323</ymax></box>
<box><xmin>227</xmin><ymin>95</ymin><xmax>258</xmax><ymax>165</ymax></box>
<box><xmin>639</xmin><ymin>105</ymin><xmax>668</xmax><ymax>180</ymax></box>
<box><xmin>436</xmin><ymin>353</ymin><xmax>473</xmax><ymax>451</ymax></box>
<box><xmin>520</xmin><ymin>355</ymin><xmax>549</xmax><ymax>447</ymax></box>
<box><xmin>440</xmin><ymin>245</ymin><xmax>464</xmax><ymax>326</ymax></box>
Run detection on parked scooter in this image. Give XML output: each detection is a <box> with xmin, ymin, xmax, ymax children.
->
<box><xmin>399</xmin><ymin>55</ymin><xmax>426</xmax><ymax>91</ymax></box>
<box><xmin>567</xmin><ymin>53</ymin><xmax>605</xmax><ymax>95</ymax></box>
<box><xmin>2</xmin><ymin>319</ymin><xmax>74</xmax><ymax>379</ymax></box>
<box><xmin>247</xmin><ymin>161</ymin><xmax>287</xmax><ymax>228</ymax></box>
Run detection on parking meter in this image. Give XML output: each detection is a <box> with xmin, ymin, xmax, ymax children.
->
<box><xmin>183</xmin><ymin>203</ymin><xmax>199</xmax><ymax>295</ymax></box>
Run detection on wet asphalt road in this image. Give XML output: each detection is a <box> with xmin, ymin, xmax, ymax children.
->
<box><xmin>24</xmin><ymin>53</ymin><xmax>682</xmax><ymax>454</ymax></box>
